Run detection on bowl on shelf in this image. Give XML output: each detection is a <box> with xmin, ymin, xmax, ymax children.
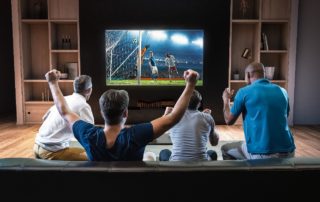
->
<box><xmin>60</xmin><ymin>73</ymin><xmax>68</xmax><ymax>79</ymax></box>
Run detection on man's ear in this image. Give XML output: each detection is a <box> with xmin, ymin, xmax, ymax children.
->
<box><xmin>123</xmin><ymin>109</ymin><xmax>128</xmax><ymax>118</ymax></box>
<box><xmin>246</xmin><ymin>72</ymin><xmax>251</xmax><ymax>83</ymax></box>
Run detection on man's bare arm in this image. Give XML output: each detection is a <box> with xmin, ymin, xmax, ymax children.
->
<box><xmin>151</xmin><ymin>70</ymin><xmax>198</xmax><ymax>139</ymax></box>
<box><xmin>46</xmin><ymin>69</ymin><xmax>80</xmax><ymax>128</ymax></box>
<box><xmin>202</xmin><ymin>109</ymin><xmax>219</xmax><ymax>146</ymax></box>
<box><xmin>222</xmin><ymin>88</ymin><xmax>238</xmax><ymax>125</ymax></box>
<box><xmin>209</xmin><ymin>128</ymin><xmax>220</xmax><ymax>146</ymax></box>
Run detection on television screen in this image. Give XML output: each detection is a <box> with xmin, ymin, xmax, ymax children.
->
<box><xmin>105</xmin><ymin>29</ymin><xmax>203</xmax><ymax>86</ymax></box>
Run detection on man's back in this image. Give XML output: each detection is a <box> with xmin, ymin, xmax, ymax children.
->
<box><xmin>170</xmin><ymin>110</ymin><xmax>213</xmax><ymax>161</ymax></box>
<box><xmin>35</xmin><ymin>93</ymin><xmax>94</xmax><ymax>151</ymax></box>
<box><xmin>72</xmin><ymin>121</ymin><xmax>153</xmax><ymax>161</ymax></box>
<box><xmin>232</xmin><ymin>79</ymin><xmax>295</xmax><ymax>154</ymax></box>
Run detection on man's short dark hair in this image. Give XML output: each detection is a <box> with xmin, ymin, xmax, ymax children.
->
<box><xmin>73</xmin><ymin>75</ymin><xmax>92</xmax><ymax>93</ymax></box>
<box><xmin>188</xmin><ymin>90</ymin><xmax>202</xmax><ymax>110</ymax></box>
<box><xmin>99</xmin><ymin>89</ymin><xmax>129</xmax><ymax>125</ymax></box>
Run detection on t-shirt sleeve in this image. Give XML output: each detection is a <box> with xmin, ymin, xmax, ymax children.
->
<box><xmin>202</xmin><ymin>112</ymin><xmax>214</xmax><ymax>128</ymax></box>
<box><xmin>231</xmin><ymin>89</ymin><xmax>245</xmax><ymax>117</ymax></box>
<box><xmin>130</xmin><ymin>123</ymin><xmax>154</xmax><ymax>147</ymax></box>
<box><xmin>72</xmin><ymin>120</ymin><xmax>95</xmax><ymax>147</ymax></box>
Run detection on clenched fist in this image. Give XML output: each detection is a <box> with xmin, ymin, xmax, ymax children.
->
<box><xmin>45</xmin><ymin>69</ymin><xmax>61</xmax><ymax>83</ymax></box>
<box><xmin>183</xmin><ymin>69</ymin><xmax>199</xmax><ymax>86</ymax></box>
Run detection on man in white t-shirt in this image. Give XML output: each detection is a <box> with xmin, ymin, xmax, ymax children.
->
<box><xmin>34</xmin><ymin>75</ymin><xmax>94</xmax><ymax>160</ymax></box>
<box><xmin>159</xmin><ymin>90</ymin><xmax>219</xmax><ymax>161</ymax></box>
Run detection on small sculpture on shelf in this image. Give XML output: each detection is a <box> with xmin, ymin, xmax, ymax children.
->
<box><xmin>241</xmin><ymin>48</ymin><xmax>251</xmax><ymax>59</ymax></box>
<box><xmin>239</xmin><ymin>0</ymin><xmax>250</xmax><ymax>18</ymax></box>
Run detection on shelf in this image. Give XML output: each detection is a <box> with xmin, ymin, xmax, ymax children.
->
<box><xmin>25</xmin><ymin>101</ymin><xmax>53</xmax><ymax>105</ymax></box>
<box><xmin>50</xmin><ymin>22</ymin><xmax>78</xmax><ymax>50</ymax></box>
<box><xmin>231</xmin><ymin>23</ymin><xmax>260</xmax><ymax>79</ymax></box>
<box><xmin>260</xmin><ymin>53</ymin><xmax>288</xmax><ymax>80</ymax></box>
<box><xmin>261</xmin><ymin>20</ymin><xmax>289</xmax><ymax>24</ymax></box>
<box><xmin>21</xmin><ymin>19</ymin><xmax>48</xmax><ymax>24</ymax></box>
<box><xmin>24</xmin><ymin>79</ymin><xmax>74</xmax><ymax>83</ymax></box>
<box><xmin>260</xmin><ymin>50</ymin><xmax>288</xmax><ymax>54</ymax></box>
<box><xmin>271</xmin><ymin>80</ymin><xmax>287</xmax><ymax>83</ymax></box>
<box><xmin>50</xmin><ymin>20</ymin><xmax>78</xmax><ymax>23</ymax></box>
<box><xmin>230</xmin><ymin>80</ymin><xmax>246</xmax><ymax>83</ymax></box>
<box><xmin>232</xmin><ymin>20</ymin><xmax>259</xmax><ymax>24</ymax></box>
<box><xmin>51</xmin><ymin>50</ymin><xmax>79</xmax><ymax>53</ymax></box>
<box><xmin>261</xmin><ymin>23</ymin><xmax>289</xmax><ymax>50</ymax></box>
<box><xmin>13</xmin><ymin>0</ymin><xmax>81</xmax><ymax>124</ymax></box>
<box><xmin>24</xmin><ymin>79</ymin><xmax>46</xmax><ymax>82</ymax></box>
<box><xmin>232</xmin><ymin>0</ymin><xmax>260</xmax><ymax>20</ymax></box>
<box><xmin>22</xmin><ymin>22</ymin><xmax>49</xmax><ymax>79</ymax></box>
<box><xmin>20</xmin><ymin>0</ymin><xmax>48</xmax><ymax>19</ymax></box>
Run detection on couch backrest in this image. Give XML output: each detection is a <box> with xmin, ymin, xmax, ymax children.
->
<box><xmin>1</xmin><ymin>157</ymin><xmax>320</xmax><ymax>200</ymax></box>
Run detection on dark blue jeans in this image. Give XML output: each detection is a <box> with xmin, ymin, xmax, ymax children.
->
<box><xmin>159</xmin><ymin>149</ymin><xmax>217</xmax><ymax>161</ymax></box>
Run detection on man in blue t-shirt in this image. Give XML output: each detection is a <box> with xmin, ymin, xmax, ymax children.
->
<box><xmin>221</xmin><ymin>62</ymin><xmax>295</xmax><ymax>160</ymax></box>
<box><xmin>45</xmin><ymin>69</ymin><xmax>199</xmax><ymax>161</ymax></box>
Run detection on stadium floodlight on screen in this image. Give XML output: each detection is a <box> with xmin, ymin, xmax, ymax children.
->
<box><xmin>105</xmin><ymin>29</ymin><xmax>204</xmax><ymax>86</ymax></box>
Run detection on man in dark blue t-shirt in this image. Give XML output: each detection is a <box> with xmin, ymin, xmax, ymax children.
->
<box><xmin>45</xmin><ymin>69</ymin><xmax>199</xmax><ymax>161</ymax></box>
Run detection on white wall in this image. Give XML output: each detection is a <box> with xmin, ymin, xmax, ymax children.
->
<box><xmin>294</xmin><ymin>0</ymin><xmax>320</xmax><ymax>124</ymax></box>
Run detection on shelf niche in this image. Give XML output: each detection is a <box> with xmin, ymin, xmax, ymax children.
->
<box><xmin>231</xmin><ymin>23</ymin><xmax>260</xmax><ymax>80</ymax></box>
<box><xmin>232</xmin><ymin>0</ymin><xmax>260</xmax><ymax>20</ymax></box>
<box><xmin>21</xmin><ymin>0</ymin><xmax>48</xmax><ymax>19</ymax></box>
<box><xmin>22</xmin><ymin>22</ymin><xmax>49</xmax><ymax>79</ymax></box>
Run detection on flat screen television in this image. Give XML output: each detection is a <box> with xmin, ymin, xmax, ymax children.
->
<box><xmin>105</xmin><ymin>29</ymin><xmax>204</xmax><ymax>86</ymax></box>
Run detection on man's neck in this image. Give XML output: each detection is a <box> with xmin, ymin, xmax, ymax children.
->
<box><xmin>249</xmin><ymin>77</ymin><xmax>264</xmax><ymax>84</ymax></box>
<box><xmin>104</xmin><ymin>123</ymin><xmax>124</xmax><ymax>133</ymax></box>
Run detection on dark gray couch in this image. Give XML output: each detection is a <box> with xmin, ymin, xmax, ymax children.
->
<box><xmin>1</xmin><ymin>157</ymin><xmax>319</xmax><ymax>200</ymax></box>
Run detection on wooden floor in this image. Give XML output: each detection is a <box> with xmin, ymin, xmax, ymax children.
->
<box><xmin>0</xmin><ymin>117</ymin><xmax>320</xmax><ymax>158</ymax></box>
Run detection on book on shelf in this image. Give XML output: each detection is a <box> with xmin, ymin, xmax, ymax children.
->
<box><xmin>261</xmin><ymin>32</ymin><xmax>269</xmax><ymax>51</ymax></box>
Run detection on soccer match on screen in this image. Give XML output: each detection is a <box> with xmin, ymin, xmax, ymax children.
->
<box><xmin>105</xmin><ymin>29</ymin><xmax>204</xmax><ymax>86</ymax></box>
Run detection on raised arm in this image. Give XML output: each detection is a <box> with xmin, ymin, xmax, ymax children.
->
<box><xmin>151</xmin><ymin>69</ymin><xmax>199</xmax><ymax>139</ymax></box>
<box><xmin>45</xmin><ymin>69</ymin><xmax>80</xmax><ymax>128</ymax></box>
<box><xmin>222</xmin><ymin>88</ymin><xmax>238</xmax><ymax>125</ymax></box>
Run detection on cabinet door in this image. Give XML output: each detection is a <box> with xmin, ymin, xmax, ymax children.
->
<box><xmin>25</xmin><ymin>104</ymin><xmax>52</xmax><ymax>123</ymax></box>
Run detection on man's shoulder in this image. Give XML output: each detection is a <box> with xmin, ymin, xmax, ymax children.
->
<box><xmin>126</xmin><ymin>122</ymin><xmax>152</xmax><ymax>131</ymax></box>
<box><xmin>73</xmin><ymin>120</ymin><xmax>99</xmax><ymax>133</ymax></box>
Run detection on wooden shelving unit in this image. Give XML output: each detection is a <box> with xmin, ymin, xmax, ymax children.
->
<box><xmin>229</xmin><ymin>0</ymin><xmax>297</xmax><ymax>125</ymax></box>
<box><xmin>12</xmin><ymin>0</ymin><xmax>80</xmax><ymax>124</ymax></box>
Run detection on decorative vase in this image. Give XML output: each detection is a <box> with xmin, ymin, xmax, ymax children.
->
<box><xmin>66</xmin><ymin>63</ymin><xmax>78</xmax><ymax>79</ymax></box>
<box><xmin>265</xmin><ymin>66</ymin><xmax>275</xmax><ymax>80</ymax></box>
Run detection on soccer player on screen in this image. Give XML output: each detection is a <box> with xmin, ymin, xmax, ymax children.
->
<box><xmin>165</xmin><ymin>53</ymin><xmax>179</xmax><ymax>81</ymax></box>
<box><xmin>148</xmin><ymin>51</ymin><xmax>158</xmax><ymax>81</ymax></box>
<box><xmin>133</xmin><ymin>44</ymin><xmax>150</xmax><ymax>78</ymax></box>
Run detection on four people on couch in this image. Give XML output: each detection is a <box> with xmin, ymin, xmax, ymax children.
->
<box><xmin>39</xmin><ymin>61</ymin><xmax>295</xmax><ymax>161</ymax></box>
